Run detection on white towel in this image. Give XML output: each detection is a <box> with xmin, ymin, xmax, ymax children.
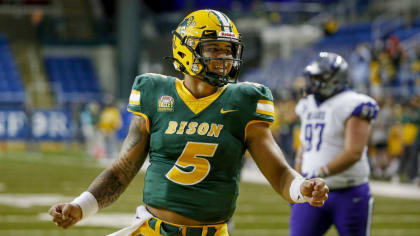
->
<box><xmin>107</xmin><ymin>205</ymin><xmax>153</xmax><ymax>236</ymax></box>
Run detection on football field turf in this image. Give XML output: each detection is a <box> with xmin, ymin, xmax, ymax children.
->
<box><xmin>1</xmin><ymin>151</ymin><xmax>420</xmax><ymax>236</ymax></box>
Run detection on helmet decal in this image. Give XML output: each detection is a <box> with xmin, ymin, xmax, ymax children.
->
<box><xmin>179</xmin><ymin>16</ymin><xmax>195</xmax><ymax>36</ymax></box>
<box><xmin>219</xmin><ymin>31</ymin><xmax>237</xmax><ymax>39</ymax></box>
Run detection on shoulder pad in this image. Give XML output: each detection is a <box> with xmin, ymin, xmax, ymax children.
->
<box><xmin>350</xmin><ymin>95</ymin><xmax>379</xmax><ymax>121</ymax></box>
<box><xmin>132</xmin><ymin>73</ymin><xmax>171</xmax><ymax>90</ymax></box>
<box><xmin>335</xmin><ymin>92</ymin><xmax>379</xmax><ymax>121</ymax></box>
<box><xmin>295</xmin><ymin>96</ymin><xmax>309</xmax><ymax>117</ymax></box>
<box><xmin>233</xmin><ymin>82</ymin><xmax>275</xmax><ymax>122</ymax></box>
<box><xmin>237</xmin><ymin>81</ymin><xmax>274</xmax><ymax>101</ymax></box>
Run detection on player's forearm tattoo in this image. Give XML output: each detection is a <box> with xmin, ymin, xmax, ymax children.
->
<box><xmin>87</xmin><ymin>116</ymin><xmax>149</xmax><ymax>209</ymax></box>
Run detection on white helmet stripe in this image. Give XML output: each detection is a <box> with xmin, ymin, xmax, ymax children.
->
<box><xmin>211</xmin><ymin>10</ymin><xmax>231</xmax><ymax>32</ymax></box>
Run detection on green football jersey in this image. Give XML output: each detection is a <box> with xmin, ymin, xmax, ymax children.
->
<box><xmin>127</xmin><ymin>73</ymin><xmax>274</xmax><ymax>222</ymax></box>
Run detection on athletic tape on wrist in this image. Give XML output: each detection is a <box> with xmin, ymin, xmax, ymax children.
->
<box><xmin>290</xmin><ymin>177</ymin><xmax>306</xmax><ymax>203</ymax></box>
<box><xmin>71</xmin><ymin>191</ymin><xmax>99</xmax><ymax>219</ymax></box>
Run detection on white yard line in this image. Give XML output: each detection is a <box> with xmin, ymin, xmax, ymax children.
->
<box><xmin>0</xmin><ymin>194</ymin><xmax>72</xmax><ymax>208</ymax></box>
<box><xmin>38</xmin><ymin>212</ymin><xmax>132</xmax><ymax>228</ymax></box>
<box><xmin>232</xmin><ymin>229</ymin><xmax>289</xmax><ymax>236</ymax></box>
<box><xmin>0</xmin><ymin>229</ymin><xmax>112</xmax><ymax>235</ymax></box>
<box><xmin>369</xmin><ymin>181</ymin><xmax>420</xmax><ymax>199</ymax></box>
<box><xmin>239</xmin><ymin>161</ymin><xmax>420</xmax><ymax>199</ymax></box>
<box><xmin>0</xmin><ymin>190</ymin><xmax>415</xmax><ymax>229</ymax></box>
<box><xmin>370</xmin><ymin>229</ymin><xmax>420</xmax><ymax>235</ymax></box>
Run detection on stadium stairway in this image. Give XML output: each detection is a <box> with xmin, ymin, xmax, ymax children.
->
<box><xmin>0</xmin><ymin>14</ymin><xmax>55</xmax><ymax>108</ymax></box>
<box><xmin>12</xmin><ymin>41</ymin><xmax>55</xmax><ymax>108</ymax></box>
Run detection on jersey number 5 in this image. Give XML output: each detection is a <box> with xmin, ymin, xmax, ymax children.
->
<box><xmin>166</xmin><ymin>142</ymin><xmax>218</xmax><ymax>185</ymax></box>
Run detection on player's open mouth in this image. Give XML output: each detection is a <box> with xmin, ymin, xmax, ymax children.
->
<box><xmin>213</xmin><ymin>67</ymin><xmax>227</xmax><ymax>75</ymax></box>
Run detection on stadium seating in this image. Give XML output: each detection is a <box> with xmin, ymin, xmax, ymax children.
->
<box><xmin>44</xmin><ymin>56</ymin><xmax>102</xmax><ymax>104</ymax></box>
<box><xmin>242</xmin><ymin>19</ymin><xmax>420</xmax><ymax>92</ymax></box>
<box><xmin>0</xmin><ymin>34</ymin><xmax>25</xmax><ymax>107</ymax></box>
<box><xmin>315</xmin><ymin>21</ymin><xmax>373</xmax><ymax>50</ymax></box>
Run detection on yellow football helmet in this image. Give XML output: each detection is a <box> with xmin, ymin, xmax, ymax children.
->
<box><xmin>170</xmin><ymin>9</ymin><xmax>243</xmax><ymax>87</ymax></box>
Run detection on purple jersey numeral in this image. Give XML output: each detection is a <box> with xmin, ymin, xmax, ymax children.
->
<box><xmin>304</xmin><ymin>124</ymin><xmax>313</xmax><ymax>151</ymax></box>
<box><xmin>304</xmin><ymin>123</ymin><xmax>325</xmax><ymax>152</ymax></box>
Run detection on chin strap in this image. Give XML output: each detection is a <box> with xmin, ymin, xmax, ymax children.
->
<box><xmin>202</xmin><ymin>72</ymin><xmax>230</xmax><ymax>87</ymax></box>
<box><xmin>165</xmin><ymin>56</ymin><xmax>236</xmax><ymax>87</ymax></box>
<box><xmin>313</xmin><ymin>87</ymin><xmax>346</xmax><ymax>103</ymax></box>
<box><xmin>314</xmin><ymin>93</ymin><xmax>328</xmax><ymax>103</ymax></box>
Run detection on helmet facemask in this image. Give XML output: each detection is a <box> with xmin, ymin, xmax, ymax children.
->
<box><xmin>197</xmin><ymin>36</ymin><xmax>243</xmax><ymax>87</ymax></box>
<box><xmin>307</xmin><ymin>73</ymin><xmax>343</xmax><ymax>102</ymax></box>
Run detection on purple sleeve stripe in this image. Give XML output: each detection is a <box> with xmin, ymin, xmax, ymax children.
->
<box><xmin>351</xmin><ymin>102</ymin><xmax>379</xmax><ymax>120</ymax></box>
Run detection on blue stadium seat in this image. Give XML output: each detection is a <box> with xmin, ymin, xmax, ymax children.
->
<box><xmin>44</xmin><ymin>56</ymin><xmax>102</xmax><ymax>104</ymax></box>
<box><xmin>335</xmin><ymin>22</ymin><xmax>372</xmax><ymax>35</ymax></box>
<box><xmin>0</xmin><ymin>34</ymin><xmax>25</xmax><ymax>106</ymax></box>
<box><xmin>392</xmin><ymin>28</ymin><xmax>420</xmax><ymax>41</ymax></box>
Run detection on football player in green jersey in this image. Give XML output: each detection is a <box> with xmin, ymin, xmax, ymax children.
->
<box><xmin>49</xmin><ymin>9</ymin><xmax>329</xmax><ymax>236</ymax></box>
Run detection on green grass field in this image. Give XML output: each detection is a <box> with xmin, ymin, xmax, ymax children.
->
<box><xmin>1</xmin><ymin>151</ymin><xmax>420</xmax><ymax>236</ymax></box>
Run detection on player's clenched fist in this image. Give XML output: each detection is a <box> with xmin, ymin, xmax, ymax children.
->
<box><xmin>49</xmin><ymin>203</ymin><xmax>82</xmax><ymax>229</ymax></box>
<box><xmin>301</xmin><ymin>178</ymin><xmax>329</xmax><ymax>207</ymax></box>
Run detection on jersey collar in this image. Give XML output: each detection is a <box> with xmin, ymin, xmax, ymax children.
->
<box><xmin>175</xmin><ymin>79</ymin><xmax>227</xmax><ymax>114</ymax></box>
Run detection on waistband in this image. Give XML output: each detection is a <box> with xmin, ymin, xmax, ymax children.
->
<box><xmin>329</xmin><ymin>182</ymin><xmax>369</xmax><ymax>192</ymax></box>
<box><xmin>326</xmin><ymin>177</ymin><xmax>368</xmax><ymax>190</ymax></box>
<box><xmin>148</xmin><ymin>217</ymin><xmax>225</xmax><ymax>236</ymax></box>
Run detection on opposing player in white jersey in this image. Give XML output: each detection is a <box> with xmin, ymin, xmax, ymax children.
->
<box><xmin>290</xmin><ymin>52</ymin><xmax>379</xmax><ymax>236</ymax></box>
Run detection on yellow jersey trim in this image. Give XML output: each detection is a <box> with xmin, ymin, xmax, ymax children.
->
<box><xmin>127</xmin><ymin>109</ymin><xmax>150</xmax><ymax>134</ymax></box>
<box><xmin>244</xmin><ymin>120</ymin><xmax>273</xmax><ymax>142</ymax></box>
<box><xmin>256</xmin><ymin>109</ymin><xmax>275</xmax><ymax>117</ymax></box>
<box><xmin>175</xmin><ymin>79</ymin><xmax>227</xmax><ymax>115</ymax></box>
<box><xmin>256</xmin><ymin>100</ymin><xmax>275</xmax><ymax>117</ymax></box>
<box><xmin>257</xmin><ymin>99</ymin><xmax>274</xmax><ymax>105</ymax></box>
<box><xmin>129</xmin><ymin>90</ymin><xmax>141</xmax><ymax>106</ymax></box>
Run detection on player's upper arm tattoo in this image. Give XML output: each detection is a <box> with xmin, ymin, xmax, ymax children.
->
<box><xmin>87</xmin><ymin>115</ymin><xmax>150</xmax><ymax>209</ymax></box>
